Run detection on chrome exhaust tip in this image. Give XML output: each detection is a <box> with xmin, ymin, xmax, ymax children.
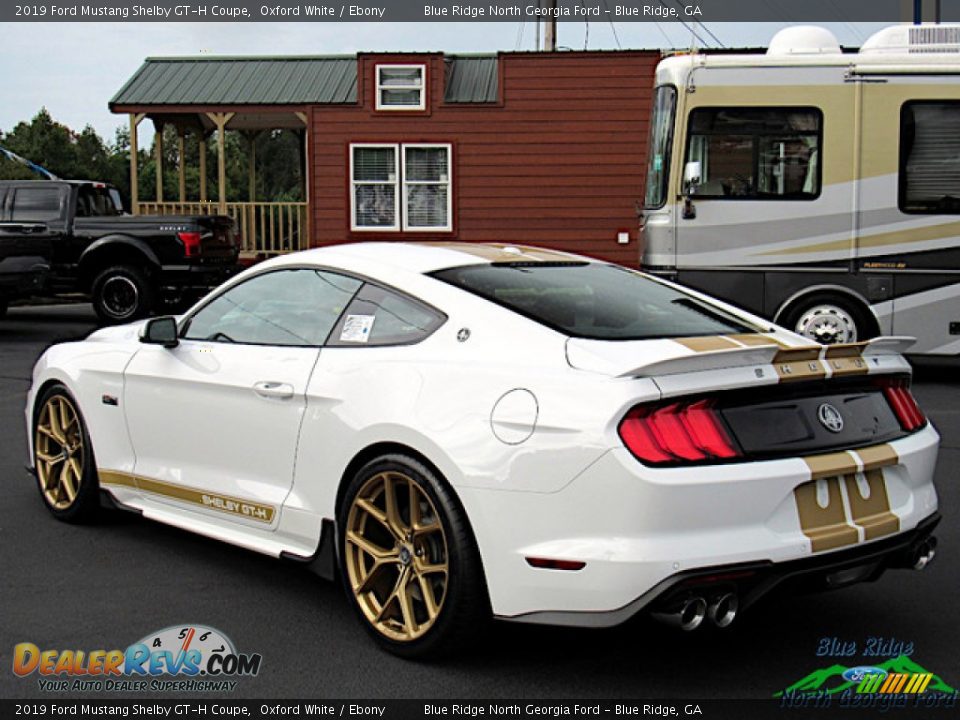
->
<box><xmin>652</xmin><ymin>596</ymin><xmax>707</xmax><ymax>632</ymax></box>
<box><xmin>913</xmin><ymin>537</ymin><xmax>938</xmax><ymax>571</ymax></box>
<box><xmin>707</xmin><ymin>592</ymin><xmax>739</xmax><ymax>628</ymax></box>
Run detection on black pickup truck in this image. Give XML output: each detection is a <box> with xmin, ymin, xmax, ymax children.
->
<box><xmin>0</xmin><ymin>180</ymin><xmax>239</xmax><ymax>322</ymax></box>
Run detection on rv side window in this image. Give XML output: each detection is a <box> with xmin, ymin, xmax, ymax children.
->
<box><xmin>900</xmin><ymin>101</ymin><xmax>960</xmax><ymax>214</ymax></box>
<box><xmin>685</xmin><ymin>107</ymin><xmax>822</xmax><ymax>200</ymax></box>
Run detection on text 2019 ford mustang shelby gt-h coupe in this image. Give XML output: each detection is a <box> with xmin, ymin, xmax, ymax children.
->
<box><xmin>26</xmin><ymin>242</ymin><xmax>940</xmax><ymax>656</ymax></box>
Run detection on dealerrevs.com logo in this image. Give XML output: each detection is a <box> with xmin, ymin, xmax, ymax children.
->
<box><xmin>13</xmin><ymin>624</ymin><xmax>262</xmax><ymax>692</ymax></box>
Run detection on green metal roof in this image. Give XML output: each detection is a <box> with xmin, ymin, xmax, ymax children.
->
<box><xmin>444</xmin><ymin>56</ymin><xmax>498</xmax><ymax>103</ymax></box>
<box><xmin>111</xmin><ymin>57</ymin><xmax>358</xmax><ymax>106</ymax></box>
<box><xmin>111</xmin><ymin>55</ymin><xmax>499</xmax><ymax>107</ymax></box>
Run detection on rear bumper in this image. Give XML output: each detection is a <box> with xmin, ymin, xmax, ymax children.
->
<box><xmin>157</xmin><ymin>261</ymin><xmax>239</xmax><ymax>294</ymax></box>
<box><xmin>462</xmin><ymin>425</ymin><xmax>940</xmax><ymax>625</ymax></box>
<box><xmin>508</xmin><ymin>512</ymin><xmax>940</xmax><ymax>628</ymax></box>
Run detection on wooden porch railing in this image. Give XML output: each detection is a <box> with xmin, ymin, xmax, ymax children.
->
<box><xmin>136</xmin><ymin>201</ymin><xmax>308</xmax><ymax>256</ymax></box>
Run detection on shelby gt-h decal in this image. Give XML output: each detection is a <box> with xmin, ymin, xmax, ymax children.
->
<box><xmin>25</xmin><ymin>242</ymin><xmax>941</xmax><ymax>657</ymax></box>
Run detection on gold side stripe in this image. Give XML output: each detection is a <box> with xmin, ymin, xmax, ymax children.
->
<box><xmin>99</xmin><ymin>469</ymin><xmax>276</xmax><ymax>524</ymax></box>
<box><xmin>759</xmin><ymin>219</ymin><xmax>960</xmax><ymax>257</ymax></box>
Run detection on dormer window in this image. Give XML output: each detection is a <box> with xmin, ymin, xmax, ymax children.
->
<box><xmin>376</xmin><ymin>64</ymin><xmax>426</xmax><ymax>111</ymax></box>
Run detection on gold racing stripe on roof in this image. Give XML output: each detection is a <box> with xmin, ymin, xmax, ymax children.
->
<box><xmin>416</xmin><ymin>242</ymin><xmax>579</xmax><ymax>264</ymax></box>
<box><xmin>99</xmin><ymin>469</ymin><xmax>276</xmax><ymax>523</ymax></box>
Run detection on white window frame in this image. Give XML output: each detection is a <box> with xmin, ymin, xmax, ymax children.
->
<box><xmin>401</xmin><ymin>143</ymin><xmax>453</xmax><ymax>233</ymax></box>
<box><xmin>350</xmin><ymin>143</ymin><xmax>453</xmax><ymax>233</ymax></box>
<box><xmin>350</xmin><ymin>143</ymin><xmax>400</xmax><ymax>232</ymax></box>
<box><xmin>375</xmin><ymin>64</ymin><xmax>426</xmax><ymax>111</ymax></box>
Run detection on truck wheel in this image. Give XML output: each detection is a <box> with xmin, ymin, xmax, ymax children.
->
<box><xmin>781</xmin><ymin>294</ymin><xmax>872</xmax><ymax>345</ymax></box>
<box><xmin>91</xmin><ymin>265</ymin><xmax>155</xmax><ymax>324</ymax></box>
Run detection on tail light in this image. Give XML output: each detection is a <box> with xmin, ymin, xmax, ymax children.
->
<box><xmin>878</xmin><ymin>378</ymin><xmax>926</xmax><ymax>432</ymax></box>
<box><xmin>619</xmin><ymin>399</ymin><xmax>741</xmax><ymax>466</ymax></box>
<box><xmin>178</xmin><ymin>231</ymin><xmax>202</xmax><ymax>258</ymax></box>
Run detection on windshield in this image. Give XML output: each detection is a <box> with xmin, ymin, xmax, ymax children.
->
<box><xmin>644</xmin><ymin>85</ymin><xmax>678</xmax><ymax>209</ymax></box>
<box><xmin>432</xmin><ymin>262</ymin><xmax>758</xmax><ymax>341</ymax></box>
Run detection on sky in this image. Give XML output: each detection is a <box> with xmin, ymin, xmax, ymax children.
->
<box><xmin>0</xmin><ymin>21</ymin><xmax>890</xmax><ymax>143</ymax></box>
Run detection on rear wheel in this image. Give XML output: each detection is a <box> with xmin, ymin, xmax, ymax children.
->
<box><xmin>338</xmin><ymin>454</ymin><xmax>488</xmax><ymax>658</ymax></box>
<box><xmin>91</xmin><ymin>265</ymin><xmax>155</xmax><ymax>324</ymax></box>
<box><xmin>782</xmin><ymin>295</ymin><xmax>872</xmax><ymax>345</ymax></box>
<box><xmin>32</xmin><ymin>385</ymin><xmax>100</xmax><ymax>522</ymax></box>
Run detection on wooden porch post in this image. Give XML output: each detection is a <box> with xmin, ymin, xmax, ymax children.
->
<box><xmin>153</xmin><ymin>119</ymin><xmax>165</xmax><ymax>204</ymax></box>
<box><xmin>206</xmin><ymin>112</ymin><xmax>235</xmax><ymax>216</ymax></box>
<box><xmin>296</xmin><ymin>111</ymin><xmax>310</xmax><ymax>250</ymax></box>
<box><xmin>198</xmin><ymin>132</ymin><xmax>209</xmax><ymax>204</ymax></box>
<box><xmin>242</xmin><ymin>130</ymin><xmax>261</xmax><ymax>202</ymax></box>
<box><xmin>128</xmin><ymin>113</ymin><xmax>145</xmax><ymax>215</ymax></box>
<box><xmin>177</xmin><ymin>127</ymin><xmax>187</xmax><ymax>203</ymax></box>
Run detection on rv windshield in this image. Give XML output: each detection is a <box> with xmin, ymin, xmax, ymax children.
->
<box><xmin>644</xmin><ymin>85</ymin><xmax>677</xmax><ymax>209</ymax></box>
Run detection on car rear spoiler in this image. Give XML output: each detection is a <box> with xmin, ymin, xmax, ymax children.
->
<box><xmin>566</xmin><ymin>336</ymin><xmax>917</xmax><ymax>379</ymax></box>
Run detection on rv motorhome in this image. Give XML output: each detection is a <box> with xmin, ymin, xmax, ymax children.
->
<box><xmin>641</xmin><ymin>24</ymin><xmax>960</xmax><ymax>355</ymax></box>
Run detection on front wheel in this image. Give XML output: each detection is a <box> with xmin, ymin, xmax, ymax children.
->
<box><xmin>91</xmin><ymin>265</ymin><xmax>155</xmax><ymax>324</ymax></box>
<box><xmin>32</xmin><ymin>384</ymin><xmax>100</xmax><ymax>522</ymax></box>
<box><xmin>338</xmin><ymin>454</ymin><xmax>488</xmax><ymax>658</ymax></box>
<box><xmin>781</xmin><ymin>295</ymin><xmax>872</xmax><ymax>345</ymax></box>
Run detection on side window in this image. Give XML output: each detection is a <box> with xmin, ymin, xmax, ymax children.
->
<box><xmin>900</xmin><ymin>101</ymin><xmax>960</xmax><ymax>214</ymax></box>
<box><xmin>11</xmin><ymin>187</ymin><xmax>63</xmax><ymax>221</ymax></box>
<box><xmin>685</xmin><ymin>107</ymin><xmax>822</xmax><ymax>199</ymax></box>
<box><xmin>183</xmin><ymin>269</ymin><xmax>362</xmax><ymax>346</ymax></box>
<box><xmin>328</xmin><ymin>284</ymin><xmax>445</xmax><ymax>346</ymax></box>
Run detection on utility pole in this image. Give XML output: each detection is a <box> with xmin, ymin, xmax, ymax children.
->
<box><xmin>543</xmin><ymin>0</ymin><xmax>557</xmax><ymax>50</ymax></box>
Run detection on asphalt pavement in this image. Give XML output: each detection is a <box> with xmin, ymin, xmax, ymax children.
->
<box><xmin>0</xmin><ymin>304</ymin><xmax>957</xmax><ymax>701</ymax></box>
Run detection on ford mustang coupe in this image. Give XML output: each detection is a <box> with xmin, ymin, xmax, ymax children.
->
<box><xmin>26</xmin><ymin>242</ymin><xmax>940</xmax><ymax>657</ymax></box>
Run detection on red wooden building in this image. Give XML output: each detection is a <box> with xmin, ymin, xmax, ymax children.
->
<box><xmin>111</xmin><ymin>49</ymin><xmax>659</xmax><ymax>265</ymax></box>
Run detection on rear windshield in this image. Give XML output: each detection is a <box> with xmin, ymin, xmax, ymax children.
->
<box><xmin>432</xmin><ymin>262</ymin><xmax>759</xmax><ymax>340</ymax></box>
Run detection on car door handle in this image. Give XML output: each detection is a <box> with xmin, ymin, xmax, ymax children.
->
<box><xmin>252</xmin><ymin>381</ymin><xmax>295</xmax><ymax>399</ymax></box>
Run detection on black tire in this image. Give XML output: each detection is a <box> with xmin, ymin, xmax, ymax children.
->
<box><xmin>337</xmin><ymin>454</ymin><xmax>489</xmax><ymax>659</ymax></box>
<box><xmin>31</xmin><ymin>384</ymin><xmax>100</xmax><ymax>523</ymax></box>
<box><xmin>780</xmin><ymin>294</ymin><xmax>874</xmax><ymax>345</ymax></box>
<box><xmin>91</xmin><ymin>264</ymin><xmax>155</xmax><ymax>324</ymax></box>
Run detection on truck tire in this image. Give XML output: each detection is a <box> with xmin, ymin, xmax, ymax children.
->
<box><xmin>781</xmin><ymin>294</ymin><xmax>873</xmax><ymax>345</ymax></box>
<box><xmin>91</xmin><ymin>265</ymin><xmax>155</xmax><ymax>324</ymax></box>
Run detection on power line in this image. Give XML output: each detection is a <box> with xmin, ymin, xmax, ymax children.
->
<box><xmin>601</xmin><ymin>0</ymin><xmax>623</xmax><ymax>49</ymax></box>
<box><xmin>660</xmin><ymin>0</ymin><xmax>709</xmax><ymax>47</ymax></box>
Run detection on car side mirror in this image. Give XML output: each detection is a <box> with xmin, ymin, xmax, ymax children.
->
<box><xmin>139</xmin><ymin>316</ymin><xmax>179</xmax><ymax>348</ymax></box>
<box><xmin>682</xmin><ymin>160</ymin><xmax>702</xmax><ymax>220</ymax></box>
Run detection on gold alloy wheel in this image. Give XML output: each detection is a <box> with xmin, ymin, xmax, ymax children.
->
<box><xmin>35</xmin><ymin>395</ymin><xmax>85</xmax><ymax>510</ymax></box>
<box><xmin>345</xmin><ymin>471</ymin><xmax>449</xmax><ymax>642</ymax></box>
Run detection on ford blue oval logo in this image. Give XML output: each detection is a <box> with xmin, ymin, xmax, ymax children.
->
<box><xmin>818</xmin><ymin>403</ymin><xmax>844</xmax><ymax>433</ymax></box>
<box><xmin>842</xmin><ymin>666</ymin><xmax>887</xmax><ymax>683</ymax></box>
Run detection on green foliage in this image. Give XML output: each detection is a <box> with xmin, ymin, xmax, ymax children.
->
<box><xmin>1</xmin><ymin>109</ymin><xmax>305</xmax><ymax>209</ymax></box>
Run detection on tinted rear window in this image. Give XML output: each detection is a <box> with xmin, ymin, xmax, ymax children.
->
<box><xmin>432</xmin><ymin>262</ymin><xmax>758</xmax><ymax>340</ymax></box>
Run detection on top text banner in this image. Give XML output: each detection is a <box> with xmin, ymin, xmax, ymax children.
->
<box><xmin>5</xmin><ymin>0</ymin><xmax>960</xmax><ymax>23</ymax></box>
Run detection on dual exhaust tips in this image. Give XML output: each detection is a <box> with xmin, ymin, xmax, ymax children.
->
<box><xmin>652</xmin><ymin>592</ymin><xmax>738</xmax><ymax>632</ymax></box>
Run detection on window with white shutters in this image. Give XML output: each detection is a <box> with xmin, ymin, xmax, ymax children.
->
<box><xmin>900</xmin><ymin>102</ymin><xmax>960</xmax><ymax>214</ymax></box>
<box><xmin>351</xmin><ymin>143</ymin><xmax>452</xmax><ymax>232</ymax></box>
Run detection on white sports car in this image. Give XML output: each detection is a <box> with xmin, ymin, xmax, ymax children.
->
<box><xmin>26</xmin><ymin>242</ymin><xmax>940</xmax><ymax>656</ymax></box>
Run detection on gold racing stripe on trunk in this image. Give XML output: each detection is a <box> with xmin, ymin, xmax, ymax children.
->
<box><xmin>99</xmin><ymin>469</ymin><xmax>275</xmax><ymax>523</ymax></box>
<box><xmin>804</xmin><ymin>451</ymin><xmax>860</xmax><ymax>480</ymax></box>
<box><xmin>843</xmin><ymin>470</ymin><xmax>900</xmax><ymax>541</ymax></box>
<box><xmin>856</xmin><ymin>443</ymin><xmax>899</xmax><ymax>472</ymax></box>
<box><xmin>793</xmin><ymin>478</ymin><xmax>860</xmax><ymax>553</ymax></box>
